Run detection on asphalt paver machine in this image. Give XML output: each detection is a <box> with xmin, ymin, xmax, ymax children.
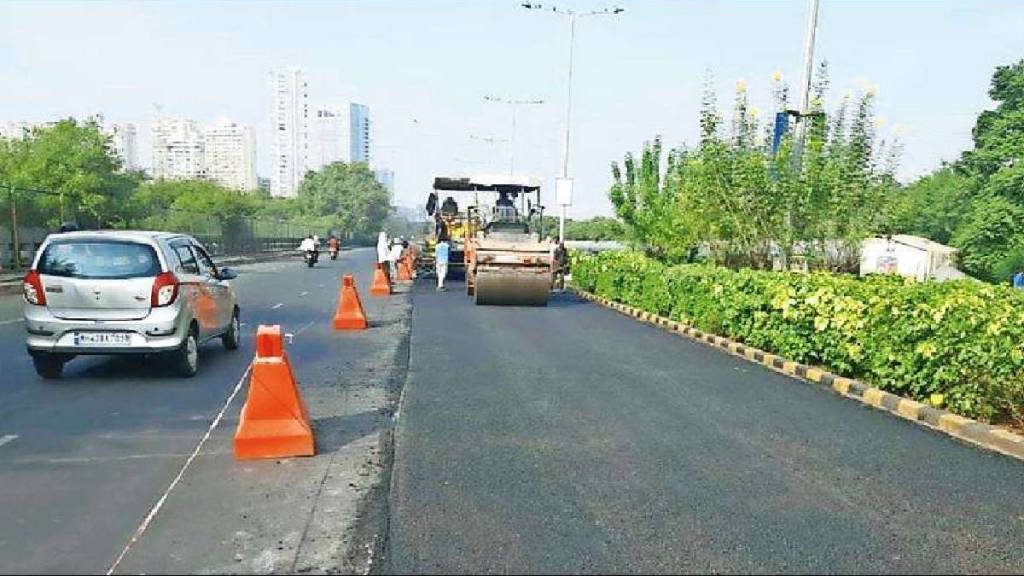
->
<box><xmin>427</xmin><ymin>175</ymin><xmax>553</xmax><ymax>306</ymax></box>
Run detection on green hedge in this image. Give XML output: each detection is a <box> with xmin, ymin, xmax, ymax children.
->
<box><xmin>571</xmin><ymin>250</ymin><xmax>1024</xmax><ymax>425</ymax></box>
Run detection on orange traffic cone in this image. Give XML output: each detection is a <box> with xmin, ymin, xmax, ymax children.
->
<box><xmin>234</xmin><ymin>325</ymin><xmax>315</xmax><ymax>460</ymax></box>
<box><xmin>370</xmin><ymin>263</ymin><xmax>391</xmax><ymax>296</ymax></box>
<box><xmin>396</xmin><ymin>255</ymin><xmax>413</xmax><ymax>283</ymax></box>
<box><xmin>333</xmin><ymin>275</ymin><xmax>368</xmax><ymax>330</ymax></box>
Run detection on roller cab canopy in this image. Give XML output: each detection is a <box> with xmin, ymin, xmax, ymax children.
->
<box><xmin>433</xmin><ymin>175</ymin><xmax>542</xmax><ymax>194</ymax></box>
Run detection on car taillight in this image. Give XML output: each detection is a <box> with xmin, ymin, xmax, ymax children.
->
<box><xmin>151</xmin><ymin>272</ymin><xmax>180</xmax><ymax>307</ymax></box>
<box><xmin>23</xmin><ymin>270</ymin><xmax>46</xmax><ymax>306</ymax></box>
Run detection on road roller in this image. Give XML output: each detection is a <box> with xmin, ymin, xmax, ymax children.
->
<box><xmin>428</xmin><ymin>175</ymin><xmax>553</xmax><ymax>306</ymax></box>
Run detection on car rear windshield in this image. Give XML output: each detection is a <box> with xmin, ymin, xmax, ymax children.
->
<box><xmin>38</xmin><ymin>240</ymin><xmax>162</xmax><ymax>279</ymax></box>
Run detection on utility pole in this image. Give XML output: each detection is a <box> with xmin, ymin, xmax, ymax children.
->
<box><xmin>792</xmin><ymin>0</ymin><xmax>820</xmax><ymax>168</ymax></box>
<box><xmin>484</xmin><ymin>96</ymin><xmax>544</xmax><ymax>176</ymax></box>
<box><xmin>522</xmin><ymin>3</ymin><xmax>624</xmax><ymax>243</ymax></box>
<box><xmin>8</xmin><ymin>184</ymin><xmax>20</xmax><ymax>269</ymax></box>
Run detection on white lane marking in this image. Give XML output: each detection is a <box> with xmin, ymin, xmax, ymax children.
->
<box><xmin>283</xmin><ymin>320</ymin><xmax>317</xmax><ymax>345</ymax></box>
<box><xmin>272</xmin><ymin>303</ymin><xmax>284</xmax><ymax>310</ymax></box>
<box><xmin>0</xmin><ymin>318</ymin><xmax>23</xmax><ymax>326</ymax></box>
<box><xmin>294</xmin><ymin>320</ymin><xmax>316</xmax><ymax>336</ymax></box>
<box><xmin>105</xmin><ymin>361</ymin><xmax>253</xmax><ymax>576</ymax></box>
<box><xmin>299</xmin><ymin>291</ymin><xmax>309</xmax><ymax>297</ymax></box>
<box><xmin>0</xmin><ymin>435</ymin><xmax>18</xmax><ymax>447</ymax></box>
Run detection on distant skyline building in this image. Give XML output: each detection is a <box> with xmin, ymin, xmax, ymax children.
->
<box><xmin>374</xmin><ymin>168</ymin><xmax>394</xmax><ymax>195</ymax></box>
<box><xmin>104</xmin><ymin>122</ymin><xmax>138</xmax><ymax>172</ymax></box>
<box><xmin>0</xmin><ymin>121</ymin><xmax>49</xmax><ymax>139</ymax></box>
<box><xmin>152</xmin><ymin>117</ymin><xmax>206</xmax><ymax>181</ymax></box>
<box><xmin>270</xmin><ymin>68</ymin><xmax>309</xmax><ymax>198</ymax></box>
<box><xmin>310</xmin><ymin>106</ymin><xmax>348</xmax><ymax>170</ymax></box>
<box><xmin>205</xmin><ymin>120</ymin><xmax>257</xmax><ymax>191</ymax></box>
<box><xmin>350</xmin><ymin>103</ymin><xmax>371</xmax><ymax>164</ymax></box>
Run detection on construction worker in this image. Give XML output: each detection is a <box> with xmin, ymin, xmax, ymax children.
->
<box><xmin>441</xmin><ymin>195</ymin><xmax>458</xmax><ymax>216</ymax></box>
<box><xmin>435</xmin><ymin>221</ymin><xmax>451</xmax><ymax>291</ymax></box>
<box><xmin>377</xmin><ymin>231</ymin><xmax>391</xmax><ymax>284</ymax></box>
<box><xmin>388</xmin><ymin>236</ymin><xmax>404</xmax><ymax>279</ymax></box>
<box><xmin>553</xmin><ymin>241</ymin><xmax>569</xmax><ymax>291</ymax></box>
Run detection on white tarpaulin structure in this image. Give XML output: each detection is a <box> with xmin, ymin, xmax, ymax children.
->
<box><xmin>860</xmin><ymin>235</ymin><xmax>965</xmax><ymax>282</ymax></box>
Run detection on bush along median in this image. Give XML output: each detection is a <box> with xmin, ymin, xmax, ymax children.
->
<box><xmin>571</xmin><ymin>250</ymin><xmax>1024</xmax><ymax>429</ymax></box>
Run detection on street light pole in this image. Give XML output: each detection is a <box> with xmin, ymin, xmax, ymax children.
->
<box><xmin>522</xmin><ymin>3</ymin><xmax>623</xmax><ymax>243</ymax></box>
<box><xmin>558</xmin><ymin>12</ymin><xmax>577</xmax><ymax>245</ymax></box>
<box><xmin>792</xmin><ymin>0</ymin><xmax>820</xmax><ymax>168</ymax></box>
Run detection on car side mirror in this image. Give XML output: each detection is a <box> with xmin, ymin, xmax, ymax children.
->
<box><xmin>217</xmin><ymin>267</ymin><xmax>238</xmax><ymax>281</ymax></box>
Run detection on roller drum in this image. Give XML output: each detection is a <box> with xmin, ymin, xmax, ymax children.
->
<box><xmin>474</xmin><ymin>268</ymin><xmax>550</xmax><ymax>306</ymax></box>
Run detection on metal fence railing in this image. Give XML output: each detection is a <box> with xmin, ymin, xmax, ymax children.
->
<box><xmin>1</xmin><ymin>186</ymin><xmax>312</xmax><ymax>271</ymax></box>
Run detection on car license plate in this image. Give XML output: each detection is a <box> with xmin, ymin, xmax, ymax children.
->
<box><xmin>74</xmin><ymin>332</ymin><xmax>131</xmax><ymax>347</ymax></box>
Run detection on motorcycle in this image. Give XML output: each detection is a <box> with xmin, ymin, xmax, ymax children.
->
<box><xmin>329</xmin><ymin>247</ymin><xmax>339</xmax><ymax>260</ymax></box>
<box><xmin>303</xmin><ymin>250</ymin><xmax>319</xmax><ymax>268</ymax></box>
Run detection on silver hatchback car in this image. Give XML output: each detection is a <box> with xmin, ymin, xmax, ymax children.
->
<box><xmin>23</xmin><ymin>231</ymin><xmax>241</xmax><ymax>379</ymax></box>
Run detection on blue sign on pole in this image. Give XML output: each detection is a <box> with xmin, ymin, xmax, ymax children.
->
<box><xmin>772</xmin><ymin>111</ymin><xmax>789</xmax><ymax>155</ymax></box>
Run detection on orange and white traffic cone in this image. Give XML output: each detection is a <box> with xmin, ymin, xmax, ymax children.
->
<box><xmin>333</xmin><ymin>275</ymin><xmax>368</xmax><ymax>330</ymax></box>
<box><xmin>233</xmin><ymin>325</ymin><xmax>315</xmax><ymax>460</ymax></box>
<box><xmin>370</xmin><ymin>263</ymin><xmax>391</xmax><ymax>296</ymax></box>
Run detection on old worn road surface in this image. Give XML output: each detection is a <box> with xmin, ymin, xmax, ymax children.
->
<box><xmin>385</xmin><ymin>280</ymin><xmax>1024</xmax><ymax>574</ymax></box>
<box><xmin>0</xmin><ymin>248</ymin><xmax>408</xmax><ymax>575</ymax></box>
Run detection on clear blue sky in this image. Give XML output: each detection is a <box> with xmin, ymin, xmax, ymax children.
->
<box><xmin>2</xmin><ymin>1</ymin><xmax>1022</xmax><ymax>217</ymax></box>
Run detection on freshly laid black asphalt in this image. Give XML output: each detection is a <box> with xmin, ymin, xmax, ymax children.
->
<box><xmin>0</xmin><ymin>248</ymin><xmax>406</xmax><ymax>575</ymax></box>
<box><xmin>385</xmin><ymin>281</ymin><xmax>1024</xmax><ymax>574</ymax></box>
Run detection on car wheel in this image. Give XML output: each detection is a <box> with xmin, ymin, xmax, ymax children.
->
<box><xmin>222</xmin><ymin>310</ymin><xmax>240</xmax><ymax>351</ymax></box>
<box><xmin>32</xmin><ymin>353</ymin><xmax>65</xmax><ymax>379</ymax></box>
<box><xmin>171</xmin><ymin>327</ymin><xmax>199</xmax><ymax>378</ymax></box>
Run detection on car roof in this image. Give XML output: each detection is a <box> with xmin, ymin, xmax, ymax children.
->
<box><xmin>44</xmin><ymin>230</ymin><xmax>191</xmax><ymax>243</ymax></box>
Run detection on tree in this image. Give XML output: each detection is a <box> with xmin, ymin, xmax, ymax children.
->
<box><xmin>952</xmin><ymin>196</ymin><xmax>1024</xmax><ymax>282</ymax></box>
<box><xmin>565</xmin><ymin>217</ymin><xmax>625</xmax><ymax>241</ymax></box>
<box><xmin>0</xmin><ymin>118</ymin><xmax>138</xmax><ymax>228</ymax></box>
<box><xmin>898</xmin><ymin>60</ymin><xmax>1024</xmax><ymax>281</ymax></box>
<box><xmin>295</xmin><ymin>162</ymin><xmax>391</xmax><ymax>242</ymax></box>
<box><xmin>889</xmin><ymin>167</ymin><xmax>970</xmax><ymax>245</ymax></box>
<box><xmin>609</xmin><ymin>67</ymin><xmax>896</xmax><ymax>271</ymax></box>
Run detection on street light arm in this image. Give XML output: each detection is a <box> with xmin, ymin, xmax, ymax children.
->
<box><xmin>522</xmin><ymin>4</ymin><xmax>624</xmax><ymax>17</ymax></box>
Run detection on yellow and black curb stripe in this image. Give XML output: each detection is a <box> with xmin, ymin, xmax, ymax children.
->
<box><xmin>569</xmin><ymin>287</ymin><xmax>1024</xmax><ymax>462</ymax></box>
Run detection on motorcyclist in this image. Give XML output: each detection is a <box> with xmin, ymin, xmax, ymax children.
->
<box><xmin>328</xmin><ymin>235</ymin><xmax>340</xmax><ymax>259</ymax></box>
<box><xmin>298</xmin><ymin>235</ymin><xmax>319</xmax><ymax>265</ymax></box>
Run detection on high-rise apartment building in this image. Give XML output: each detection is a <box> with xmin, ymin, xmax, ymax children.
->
<box><xmin>152</xmin><ymin>118</ymin><xmax>206</xmax><ymax>181</ymax></box>
<box><xmin>310</xmin><ymin>106</ymin><xmax>348</xmax><ymax>170</ymax></box>
<box><xmin>205</xmin><ymin>121</ymin><xmax>257</xmax><ymax>191</ymax></box>
<box><xmin>350</xmin><ymin>103</ymin><xmax>371</xmax><ymax>164</ymax></box>
<box><xmin>105</xmin><ymin>123</ymin><xmax>138</xmax><ymax>172</ymax></box>
<box><xmin>310</xmin><ymin>102</ymin><xmax>373</xmax><ymax>168</ymax></box>
<box><xmin>271</xmin><ymin>68</ymin><xmax>309</xmax><ymax>198</ymax></box>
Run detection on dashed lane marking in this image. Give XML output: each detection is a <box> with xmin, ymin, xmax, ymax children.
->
<box><xmin>0</xmin><ymin>435</ymin><xmax>18</xmax><ymax>447</ymax></box>
<box><xmin>272</xmin><ymin>303</ymin><xmax>284</xmax><ymax>309</ymax></box>
<box><xmin>299</xmin><ymin>291</ymin><xmax>310</xmax><ymax>297</ymax></box>
<box><xmin>0</xmin><ymin>318</ymin><xmax>23</xmax><ymax>326</ymax></box>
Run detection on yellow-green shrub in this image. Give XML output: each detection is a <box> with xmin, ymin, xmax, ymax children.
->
<box><xmin>572</xmin><ymin>250</ymin><xmax>1024</xmax><ymax>425</ymax></box>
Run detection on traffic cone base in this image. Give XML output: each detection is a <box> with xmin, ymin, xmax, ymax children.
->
<box><xmin>371</xmin><ymin>263</ymin><xmax>391</xmax><ymax>296</ymax></box>
<box><xmin>234</xmin><ymin>327</ymin><xmax>315</xmax><ymax>460</ymax></box>
<box><xmin>334</xmin><ymin>275</ymin><xmax>368</xmax><ymax>330</ymax></box>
